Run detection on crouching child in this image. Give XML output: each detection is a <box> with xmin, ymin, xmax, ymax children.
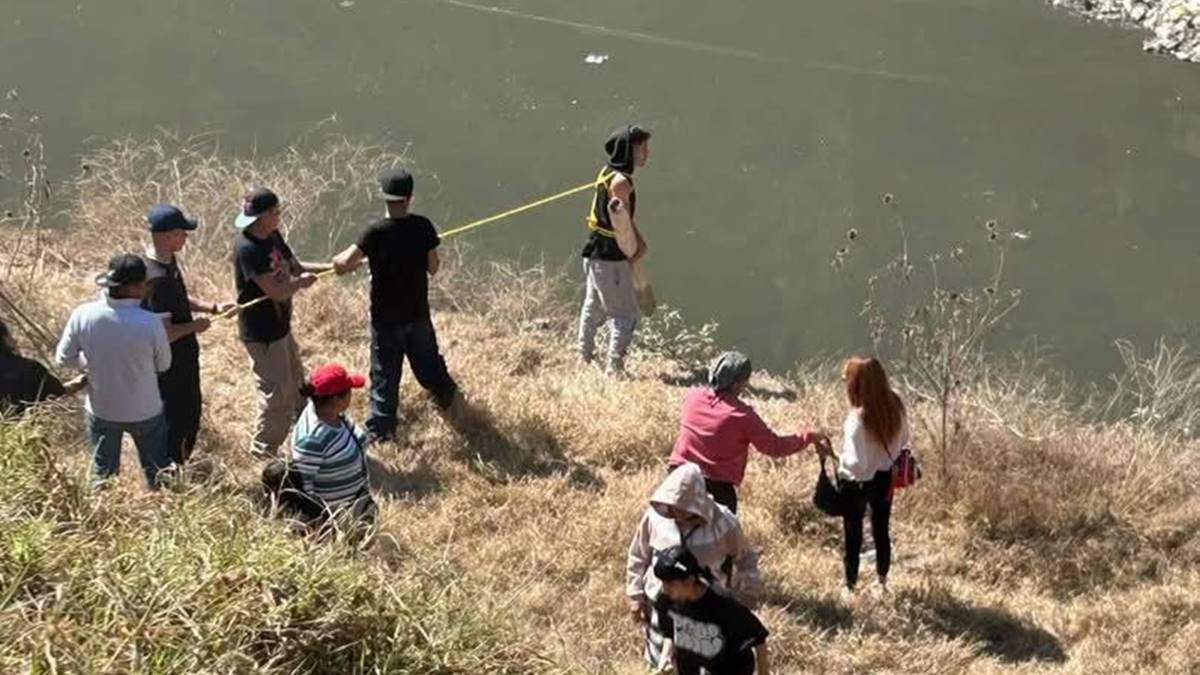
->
<box><xmin>653</xmin><ymin>546</ymin><xmax>771</xmax><ymax>675</ymax></box>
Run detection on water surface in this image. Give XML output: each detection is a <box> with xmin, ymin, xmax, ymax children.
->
<box><xmin>3</xmin><ymin>0</ymin><xmax>1199</xmax><ymax>378</ymax></box>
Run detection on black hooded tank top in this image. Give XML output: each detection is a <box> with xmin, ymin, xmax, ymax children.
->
<box><xmin>582</xmin><ymin>166</ymin><xmax>636</xmax><ymax>261</ymax></box>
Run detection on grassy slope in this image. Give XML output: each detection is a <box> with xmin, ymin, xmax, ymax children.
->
<box><xmin>2</xmin><ymin>137</ymin><xmax>1199</xmax><ymax>673</ymax></box>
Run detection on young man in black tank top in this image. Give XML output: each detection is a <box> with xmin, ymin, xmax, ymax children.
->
<box><xmin>578</xmin><ymin>125</ymin><xmax>651</xmax><ymax>375</ymax></box>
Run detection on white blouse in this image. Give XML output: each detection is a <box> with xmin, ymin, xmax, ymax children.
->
<box><xmin>838</xmin><ymin>408</ymin><xmax>910</xmax><ymax>482</ymax></box>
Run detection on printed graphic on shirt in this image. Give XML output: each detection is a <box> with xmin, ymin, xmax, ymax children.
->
<box><xmin>268</xmin><ymin>247</ymin><xmax>288</xmax><ymax>281</ymax></box>
<box><xmin>669</xmin><ymin>611</ymin><xmax>725</xmax><ymax>659</ymax></box>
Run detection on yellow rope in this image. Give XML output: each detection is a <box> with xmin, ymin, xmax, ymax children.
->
<box><xmin>214</xmin><ymin>179</ymin><xmax>596</xmax><ymax>321</ymax></box>
<box><xmin>440</xmin><ymin>180</ymin><xmax>595</xmax><ymax>238</ymax></box>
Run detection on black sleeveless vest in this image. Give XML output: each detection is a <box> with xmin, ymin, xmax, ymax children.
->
<box><xmin>582</xmin><ymin>166</ymin><xmax>636</xmax><ymax>261</ymax></box>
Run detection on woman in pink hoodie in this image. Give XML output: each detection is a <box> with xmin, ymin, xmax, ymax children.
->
<box><xmin>668</xmin><ymin>351</ymin><xmax>831</xmax><ymax>513</ymax></box>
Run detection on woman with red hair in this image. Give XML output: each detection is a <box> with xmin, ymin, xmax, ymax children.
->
<box><xmin>837</xmin><ymin>356</ymin><xmax>909</xmax><ymax>597</ymax></box>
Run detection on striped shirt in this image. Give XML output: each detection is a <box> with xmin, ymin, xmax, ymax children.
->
<box><xmin>290</xmin><ymin>402</ymin><xmax>369</xmax><ymax>507</ymax></box>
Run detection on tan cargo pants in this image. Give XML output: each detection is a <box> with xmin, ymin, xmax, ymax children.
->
<box><xmin>244</xmin><ymin>333</ymin><xmax>307</xmax><ymax>456</ymax></box>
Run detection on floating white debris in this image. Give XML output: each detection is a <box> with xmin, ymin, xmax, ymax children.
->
<box><xmin>584</xmin><ymin>52</ymin><xmax>609</xmax><ymax>65</ymax></box>
<box><xmin>338</xmin><ymin>0</ymin><xmax>355</xmax><ymax>7</ymax></box>
<box><xmin>1012</xmin><ymin>230</ymin><xmax>1031</xmax><ymax>240</ymax></box>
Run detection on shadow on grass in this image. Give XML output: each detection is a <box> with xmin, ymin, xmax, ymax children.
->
<box><xmin>366</xmin><ymin>455</ymin><xmax>443</xmax><ymax>500</ymax></box>
<box><xmin>765</xmin><ymin>584</ymin><xmax>1066</xmax><ymax>665</ymax></box>
<box><xmin>761</xmin><ymin>580</ymin><xmax>854</xmax><ymax>633</ymax></box>
<box><xmin>900</xmin><ymin>588</ymin><xmax>1067</xmax><ymax>664</ymax></box>
<box><xmin>444</xmin><ymin>397</ymin><xmax>604</xmax><ymax>490</ymax></box>
<box><xmin>773</xmin><ymin>592</ymin><xmax>855</xmax><ymax>633</ymax></box>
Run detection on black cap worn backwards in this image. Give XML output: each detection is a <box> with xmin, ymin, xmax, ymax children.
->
<box><xmin>95</xmin><ymin>253</ymin><xmax>147</xmax><ymax>288</ymax></box>
<box><xmin>234</xmin><ymin>188</ymin><xmax>280</xmax><ymax>229</ymax></box>
<box><xmin>653</xmin><ymin>545</ymin><xmax>708</xmax><ymax>583</ymax></box>
<box><xmin>379</xmin><ymin>169</ymin><xmax>414</xmax><ymax>201</ymax></box>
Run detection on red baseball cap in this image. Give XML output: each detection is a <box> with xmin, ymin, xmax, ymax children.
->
<box><xmin>308</xmin><ymin>364</ymin><xmax>366</xmax><ymax>396</ymax></box>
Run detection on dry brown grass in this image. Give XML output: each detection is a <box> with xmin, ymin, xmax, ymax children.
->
<box><xmin>2</xmin><ymin>135</ymin><xmax>1199</xmax><ymax>673</ymax></box>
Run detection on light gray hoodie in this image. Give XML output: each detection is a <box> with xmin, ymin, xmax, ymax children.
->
<box><xmin>625</xmin><ymin>463</ymin><xmax>762</xmax><ymax>606</ymax></box>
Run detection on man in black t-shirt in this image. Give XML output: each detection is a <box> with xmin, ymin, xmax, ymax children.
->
<box><xmin>332</xmin><ymin>169</ymin><xmax>458</xmax><ymax>440</ymax></box>
<box><xmin>142</xmin><ymin>204</ymin><xmax>233</xmax><ymax>463</ymax></box>
<box><xmin>233</xmin><ymin>188</ymin><xmax>328</xmax><ymax>456</ymax></box>
<box><xmin>652</xmin><ymin>546</ymin><xmax>771</xmax><ymax>675</ymax></box>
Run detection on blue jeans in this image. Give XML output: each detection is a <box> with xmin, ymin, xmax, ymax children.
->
<box><xmin>86</xmin><ymin>412</ymin><xmax>171</xmax><ymax>489</ymax></box>
<box><xmin>367</xmin><ymin>317</ymin><xmax>458</xmax><ymax>439</ymax></box>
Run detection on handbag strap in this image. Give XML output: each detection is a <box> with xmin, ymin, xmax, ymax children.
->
<box><xmin>820</xmin><ymin>456</ymin><xmax>842</xmax><ymax>488</ymax></box>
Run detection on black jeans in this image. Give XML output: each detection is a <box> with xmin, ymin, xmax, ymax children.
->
<box><xmin>840</xmin><ymin>470</ymin><xmax>892</xmax><ymax>589</ymax></box>
<box><xmin>366</xmin><ymin>317</ymin><xmax>458</xmax><ymax>439</ymax></box>
<box><xmin>159</xmin><ymin>358</ymin><xmax>202</xmax><ymax>464</ymax></box>
<box><xmin>705</xmin><ymin>478</ymin><xmax>738</xmax><ymax>514</ymax></box>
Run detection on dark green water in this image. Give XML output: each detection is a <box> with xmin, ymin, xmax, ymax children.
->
<box><xmin>3</xmin><ymin>0</ymin><xmax>1200</xmax><ymax>377</ymax></box>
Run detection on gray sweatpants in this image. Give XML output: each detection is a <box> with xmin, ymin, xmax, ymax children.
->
<box><xmin>578</xmin><ymin>258</ymin><xmax>639</xmax><ymax>373</ymax></box>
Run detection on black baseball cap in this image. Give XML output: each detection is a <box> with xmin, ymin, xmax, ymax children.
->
<box><xmin>95</xmin><ymin>253</ymin><xmax>147</xmax><ymax>288</ymax></box>
<box><xmin>234</xmin><ymin>188</ymin><xmax>280</xmax><ymax>229</ymax></box>
<box><xmin>379</xmin><ymin>169</ymin><xmax>414</xmax><ymax>201</ymax></box>
<box><xmin>653</xmin><ymin>546</ymin><xmax>707</xmax><ymax>583</ymax></box>
<box><xmin>147</xmin><ymin>204</ymin><xmax>198</xmax><ymax>233</ymax></box>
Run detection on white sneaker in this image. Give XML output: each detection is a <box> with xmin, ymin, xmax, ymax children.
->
<box><xmin>840</xmin><ymin>586</ymin><xmax>856</xmax><ymax>602</ymax></box>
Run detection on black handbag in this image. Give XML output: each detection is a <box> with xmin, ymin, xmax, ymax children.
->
<box><xmin>813</xmin><ymin>457</ymin><xmax>846</xmax><ymax>517</ymax></box>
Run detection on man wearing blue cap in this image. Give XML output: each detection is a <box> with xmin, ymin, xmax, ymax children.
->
<box><xmin>142</xmin><ymin>204</ymin><xmax>234</xmax><ymax>463</ymax></box>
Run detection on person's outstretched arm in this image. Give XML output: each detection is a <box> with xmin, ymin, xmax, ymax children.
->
<box><xmin>332</xmin><ymin>244</ymin><xmax>366</xmax><ymax>275</ymax></box>
<box><xmin>144</xmin><ymin>278</ymin><xmax>211</xmax><ymax>342</ymax></box>
<box><xmin>743</xmin><ymin>407</ymin><xmax>817</xmax><ymax>458</ymax></box>
<box><xmin>188</xmin><ymin>297</ymin><xmax>236</xmax><ymax>316</ymax></box>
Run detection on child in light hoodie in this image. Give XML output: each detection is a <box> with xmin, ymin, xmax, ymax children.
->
<box><xmin>626</xmin><ymin>463</ymin><xmax>762</xmax><ymax>669</ymax></box>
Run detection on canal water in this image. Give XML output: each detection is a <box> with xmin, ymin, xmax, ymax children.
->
<box><xmin>3</xmin><ymin>0</ymin><xmax>1200</xmax><ymax>378</ymax></box>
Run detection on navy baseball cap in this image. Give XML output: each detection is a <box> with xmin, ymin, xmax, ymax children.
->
<box><xmin>379</xmin><ymin>169</ymin><xmax>414</xmax><ymax>201</ymax></box>
<box><xmin>147</xmin><ymin>204</ymin><xmax>198</xmax><ymax>233</ymax></box>
<box><xmin>95</xmin><ymin>253</ymin><xmax>148</xmax><ymax>288</ymax></box>
<box><xmin>234</xmin><ymin>188</ymin><xmax>280</xmax><ymax>229</ymax></box>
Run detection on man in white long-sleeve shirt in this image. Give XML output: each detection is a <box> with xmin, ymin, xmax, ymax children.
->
<box><xmin>56</xmin><ymin>254</ymin><xmax>173</xmax><ymax>489</ymax></box>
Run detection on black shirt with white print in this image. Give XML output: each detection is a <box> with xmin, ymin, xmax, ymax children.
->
<box><xmin>233</xmin><ymin>229</ymin><xmax>299</xmax><ymax>343</ymax></box>
<box><xmin>656</xmin><ymin>587</ymin><xmax>769</xmax><ymax>675</ymax></box>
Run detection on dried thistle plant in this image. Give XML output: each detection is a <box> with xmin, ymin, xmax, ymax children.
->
<box><xmin>836</xmin><ymin>195</ymin><xmax>1026</xmax><ymax>487</ymax></box>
